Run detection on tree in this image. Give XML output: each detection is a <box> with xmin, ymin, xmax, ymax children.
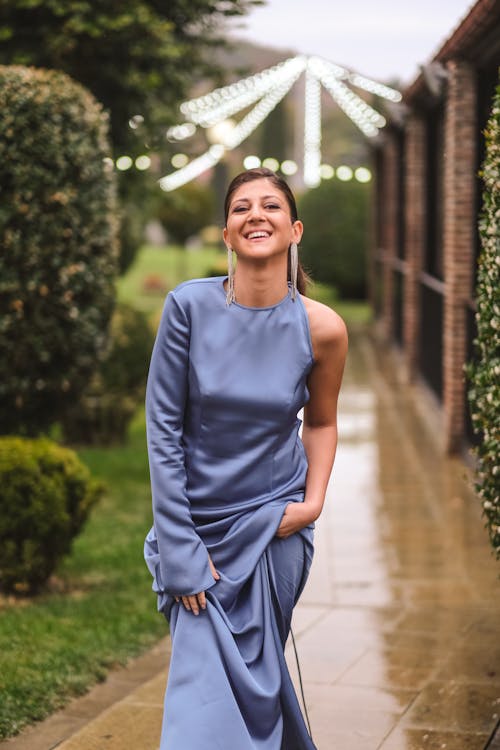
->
<box><xmin>298</xmin><ymin>178</ymin><xmax>370</xmax><ymax>299</ymax></box>
<box><xmin>0</xmin><ymin>0</ymin><xmax>263</xmax><ymax>154</ymax></box>
<box><xmin>0</xmin><ymin>66</ymin><xmax>118</xmax><ymax>435</ymax></box>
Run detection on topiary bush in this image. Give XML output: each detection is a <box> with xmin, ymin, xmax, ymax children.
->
<box><xmin>62</xmin><ymin>303</ymin><xmax>155</xmax><ymax>445</ymax></box>
<box><xmin>467</xmin><ymin>75</ymin><xmax>500</xmax><ymax>560</ymax></box>
<box><xmin>298</xmin><ymin>178</ymin><xmax>370</xmax><ymax>299</ymax></box>
<box><xmin>0</xmin><ymin>65</ymin><xmax>119</xmax><ymax>436</ymax></box>
<box><xmin>0</xmin><ymin>437</ymin><xmax>104</xmax><ymax>593</ymax></box>
<box><xmin>155</xmin><ymin>181</ymin><xmax>215</xmax><ymax>245</ymax></box>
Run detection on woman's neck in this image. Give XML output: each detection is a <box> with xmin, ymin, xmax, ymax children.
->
<box><xmin>226</xmin><ymin>262</ymin><xmax>289</xmax><ymax>308</ymax></box>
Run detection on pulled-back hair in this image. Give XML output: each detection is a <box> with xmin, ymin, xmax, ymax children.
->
<box><xmin>223</xmin><ymin>168</ymin><xmax>310</xmax><ymax>295</ymax></box>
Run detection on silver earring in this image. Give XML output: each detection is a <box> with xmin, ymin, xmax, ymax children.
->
<box><xmin>226</xmin><ymin>247</ymin><xmax>235</xmax><ymax>305</ymax></box>
<box><xmin>290</xmin><ymin>242</ymin><xmax>298</xmax><ymax>300</ymax></box>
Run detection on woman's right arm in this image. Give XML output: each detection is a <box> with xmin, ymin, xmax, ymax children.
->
<box><xmin>146</xmin><ymin>290</ymin><xmax>216</xmax><ymax>599</ymax></box>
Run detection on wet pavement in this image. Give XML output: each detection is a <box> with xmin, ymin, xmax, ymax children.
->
<box><xmin>4</xmin><ymin>330</ymin><xmax>499</xmax><ymax>750</ymax></box>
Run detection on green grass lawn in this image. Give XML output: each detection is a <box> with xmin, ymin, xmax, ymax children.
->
<box><xmin>117</xmin><ymin>244</ymin><xmax>371</xmax><ymax>328</ymax></box>
<box><xmin>0</xmin><ymin>411</ymin><xmax>166</xmax><ymax>739</ymax></box>
<box><xmin>0</xmin><ymin>243</ymin><xmax>370</xmax><ymax>739</ymax></box>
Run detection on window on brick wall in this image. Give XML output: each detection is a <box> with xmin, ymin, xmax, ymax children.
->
<box><xmin>396</xmin><ymin>128</ymin><xmax>406</xmax><ymax>260</ymax></box>
<box><xmin>425</xmin><ymin>103</ymin><xmax>445</xmax><ymax>279</ymax></box>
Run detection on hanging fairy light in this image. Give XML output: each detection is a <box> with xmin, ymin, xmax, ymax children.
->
<box><xmin>304</xmin><ymin>63</ymin><xmax>322</xmax><ymax>187</ymax></box>
<box><xmin>158</xmin><ymin>55</ymin><xmax>401</xmax><ymax>190</ymax></box>
<box><xmin>159</xmin><ymin>145</ymin><xmax>225</xmax><ymax>192</ymax></box>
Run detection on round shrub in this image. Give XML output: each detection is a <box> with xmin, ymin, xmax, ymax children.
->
<box><xmin>298</xmin><ymin>178</ymin><xmax>370</xmax><ymax>299</ymax></box>
<box><xmin>0</xmin><ymin>437</ymin><xmax>104</xmax><ymax>593</ymax></box>
<box><xmin>0</xmin><ymin>66</ymin><xmax>119</xmax><ymax>436</ymax></box>
<box><xmin>156</xmin><ymin>181</ymin><xmax>215</xmax><ymax>245</ymax></box>
<box><xmin>467</xmin><ymin>77</ymin><xmax>500</xmax><ymax>559</ymax></box>
<box><xmin>62</xmin><ymin>303</ymin><xmax>155</xmax><ymax>445</ymax></box>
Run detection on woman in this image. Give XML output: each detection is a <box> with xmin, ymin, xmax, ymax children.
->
<box><xmin>144</xmin><ymin>167</ymin><xmax>347</xmax><ymax>749</ymax></box>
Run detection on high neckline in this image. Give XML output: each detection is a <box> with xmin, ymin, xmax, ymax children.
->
<box><xmin>220</xmin><ymin>276</ymin><xmax>291</xmax><ymax>310</ymax></box>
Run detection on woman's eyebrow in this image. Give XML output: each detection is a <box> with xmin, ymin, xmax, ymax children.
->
<box><xmin>232</xmin><ymin>194</ymin><xmax>283</xmax><ymax>204</ymax></box>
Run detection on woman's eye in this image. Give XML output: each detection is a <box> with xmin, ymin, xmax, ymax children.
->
<box><xmin>265</xmin><ymin>204</ymin><xmax>280</xmax><ymax>210</ymax></box>
<box><xmin>232</xmin><ymin>206</ymin><xmax>246</xmax><ymax>213</ymax></box>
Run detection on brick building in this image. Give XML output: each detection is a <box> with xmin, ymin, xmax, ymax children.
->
<box><xmin>371</xmin><ymin>0</ymin><xmax>500</xmax><ymax>455</ymax></box>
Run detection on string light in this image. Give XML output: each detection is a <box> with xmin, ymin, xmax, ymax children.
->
<box><xmin>158</xmin><ymin>55</ymin><xmax>401</xmax><ymax>189</ymax></box>
<box><xmin>222</xmin><ymin>70</ymin><xmax>303</xmax><ymax>151</ymax></box>
<box><xmin>281</xmin><ymin>160</ymin><xmax>298</xmax><ymax>176</ymax></box>
<box><xmin>348</xmin><ymin>73</ymin><xmax>402</xmax><ymax>102</ymax></box>
<box><xmin>166</xmin><ymin>123</ymin><xmax>197</xmax><ymax>141</ymax></box>
<box><xmin>116</xmin><ymin>156</ymin><xmax>133</xmax><ymax>171</ymax></box>
<box><xmin>304</xmin><ymin>64</ymin><xmax>322</xmax><ymax>187</ymax></box>
<box><xmin>135</xmin><ymin>155</ymin><xmax>151</xmax><ymax>170</ymax></box>
<box><xmin>354</xmin><ymin>166</ymin><xmax>372</xmax><ymax>182</ymax></box>
<box><xmin>159</xmin><ymin>145</ymin><xmax>225</xmax><ymax>191</ymax></box>
<box><xmin>262</xmin><ymin>157</ymin><xmax>280</xmax><ymax>171</ymax></box>
<box><xmin>243</xmin><ymin>155</ymin><xmax>261</xmax><ymax>169</ymax></box>
<box><xmin>336</xmin><ymin>165</ymin><xmax>353</xmax><ymax>181</ymax></box>
<box><xmin>180</xmin><ymin>57</ymin><xmax>307</xmax><ymax>118</ymax></box>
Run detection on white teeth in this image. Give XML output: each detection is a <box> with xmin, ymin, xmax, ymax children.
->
<box><xmin>247</xmin><ymin>231</ymin><xmax>270</xmax><ymax>239</ymax></box>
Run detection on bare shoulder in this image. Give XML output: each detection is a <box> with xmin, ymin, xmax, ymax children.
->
<box><xmin>300</xmin><ymin>294</ymin><xmax>348</xmax><ymax>360</ymax></box>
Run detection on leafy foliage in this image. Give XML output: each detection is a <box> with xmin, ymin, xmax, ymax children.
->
<box><xmin>467</xmin><ymin>75</ymin><xmax>500</xmax><ymax>559</ymax></box>
<box><xmin>0</xmin><ymin>0</ymin><xmax>263</xmax><ymax>153</ymax></box>
<box><xmin>0</xmin><ymin>65</ymin><xmax>119</xmax><ymax>436</ymax></box>
<box><xmin>298</xmin><ymin>178</ymin><xmax>369</xmax><ymax>299</ymax></box>
<box><xmin>156</xmin><ymin>181</ymin><xmax>215</xmax><ymax>244</ymax></box>
<box><xmin>0</xmin><ymin>437</ymin><xmax>104</xmax><ymax>594</ymax></box>
<box><xmin>62</xmin><ymin>304</ymin><xmax>155</xmax><ymax>445</ymax></box>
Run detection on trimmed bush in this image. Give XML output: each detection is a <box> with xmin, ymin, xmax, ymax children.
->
<box><xmin>467</xmin><ymin>76</ymin><xmax>500</xmax><ymax>559</ymax></box>
<box><xmin>62</xmin><ymin>304</ymin><xmax>155</xmax><ymax>445</ymax></box>
<box><xmin>298</xmin><ymin>178</ymin><xmax>369</xmax><ymax>299</ymax></box>
<box><xmin>0</xmin><ymin>66</ymin><xmax>119</xmax><ymax>436</ymax></box>
<box><xmin>156</xmin><ymin>181</ymin><xmax>215</xmax><ymax>245</ymax></box>
<box><xmin>0</xmin><ymin>437</ymin><xmax>104</xmax><ymax>593</ymax></box>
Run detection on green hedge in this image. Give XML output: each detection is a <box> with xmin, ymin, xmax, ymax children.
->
<box><xmin>467</xmin><ymin>73</ymin><xmax>500</xmax><ymax>559</ymax></box>
<box><xmin>62</xmin><ymin>303</ymin><xmax>155</xmax><ymax>445</ymax></box>
<box><xmin>298</xmin><ymin>179</ymin><xmax>369</xmax><ymax>299</ymax></box>
<box><xmin>0</xmin><ymin>65</ymin><xmax>119</xmax><ymax>436</ymax></box>
<box><xmin>0</xmin><ymin>437</ymin><xmax>104</xmax><ymax>593</ymax></box>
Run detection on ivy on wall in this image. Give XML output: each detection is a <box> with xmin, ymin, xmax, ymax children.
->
<box><xmin>467</xmin><ymin>71</ymin><xmax>500</xmax><ymax>559</ymax></box>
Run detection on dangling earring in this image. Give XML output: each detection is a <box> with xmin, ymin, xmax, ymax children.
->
<box><xmin>290</xmin><ymin>242</ymin><xmax>298</xmax><ymax>300</ymax></box>
<box><xmin>226</xmin><ymin>246</ymin><xmax>235</xmax><ymax>305</ymax></box>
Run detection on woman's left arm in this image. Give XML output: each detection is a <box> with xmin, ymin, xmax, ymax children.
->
<box><xmin>276</xmin><ymin>304</ymin><xmax>348</xmax><ymax>538</ymax></box>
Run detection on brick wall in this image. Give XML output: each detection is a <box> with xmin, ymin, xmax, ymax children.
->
<box><xmin>442</xmin><ymin>61</ymin><xmax>477</xmax><ymax>453</ymax></box>
<box><xmin>380</xmin><ymin>134</ymin><xmax>399</xmax><ymax>341</ymax></box>
<box><xmin>403</xmin><ymin>115</ymin><xmax>426</xmax><ymax>379</ymax></box>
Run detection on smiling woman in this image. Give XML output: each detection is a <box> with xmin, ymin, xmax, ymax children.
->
<box><xmin>143</xmin><ymin>168</ymin><xmax>348</xmax><ymax>749</ymax></box>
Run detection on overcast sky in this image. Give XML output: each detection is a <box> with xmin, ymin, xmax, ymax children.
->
<box><xmin>229</xmin><ymin>0</ymin><xmax>477</xmax><ymax>84</ymax></box>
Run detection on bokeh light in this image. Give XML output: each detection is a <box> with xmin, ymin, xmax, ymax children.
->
<box><xmin>116</xmin><ymin>156</ymin><xmax>133</xmax><ymax>171</ymax></box>
<box><xmin>281</xmin><ymin>160</ymin><xmax>298</xmax><ymax>176</ymax></box>
<box><xmin>336</xmin><ymin>165</ymin><xmax>353</xmax><ymax>181</ymax></box>
<box><xmin>171</xmin><ymin>153</ymin><xmax>189</xmax><ymax>169</ymax></box>
<box><xmin>262</xmin><ymin>157</ymin><xmax>279</xmax><ymax>172</ymax></box>
<box><xmin>244</xmin><ymin>155</ymin><xmax>262</xmax><ymax>169</ymax></box>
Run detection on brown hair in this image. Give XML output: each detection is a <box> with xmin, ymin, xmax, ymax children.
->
<box><xmin>223</xmin><ymin>168</ymin><xmax>310</xmax><ymax>296</ymax></box>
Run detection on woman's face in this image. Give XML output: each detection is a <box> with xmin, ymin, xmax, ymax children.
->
<box><xmin>223</xmin><ymin>178</ymin><xmax>303</xmax><ymax>261</ymax></box>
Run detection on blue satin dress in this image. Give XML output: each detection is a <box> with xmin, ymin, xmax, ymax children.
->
<box><xmin>144</xmin><ymin>275</ymin><xmax>317</xmax><ymax>750</ymax></box>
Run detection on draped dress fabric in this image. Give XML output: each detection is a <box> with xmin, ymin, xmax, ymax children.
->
<box><xmin>144</xmin><ymin>275</ymin><xmax>317</xmax><ymax>750</ymax></box>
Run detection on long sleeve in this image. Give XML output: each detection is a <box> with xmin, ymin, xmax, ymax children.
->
<box><xmin>145</xmin><ymin>290</ymin><xmax>215</xmax><ymax>597</ymax></box>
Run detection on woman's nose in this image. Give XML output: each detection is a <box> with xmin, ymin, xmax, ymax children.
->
<box><xmin>247</xmin><ymin>204</ymin><xmax>264</xmax><ymax>220</ymax></box>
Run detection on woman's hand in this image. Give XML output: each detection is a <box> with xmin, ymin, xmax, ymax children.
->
<box><xmin>175</xmin><ymin>553</ymin><xmax>220</xmax><ymax>615</ymax></box>
<box><xmin>276</xmin><ymin>502</ymin><xmax>318</xmax><ymax>539</ymax></box>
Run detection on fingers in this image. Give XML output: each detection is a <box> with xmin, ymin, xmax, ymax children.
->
<box><xmin>175</xmin><ymin>555</ymin><xmax>221</xmax><ymax>615</ymax></box>
<box><xmin>208</xmin><ymin>554</ymin><xmax>220</xmax><ymax>580</ymax></box>
<box><xmin>179</xmin><ymin>592</ymin><xmax>207</xmax><ymax>616</ymax></box>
